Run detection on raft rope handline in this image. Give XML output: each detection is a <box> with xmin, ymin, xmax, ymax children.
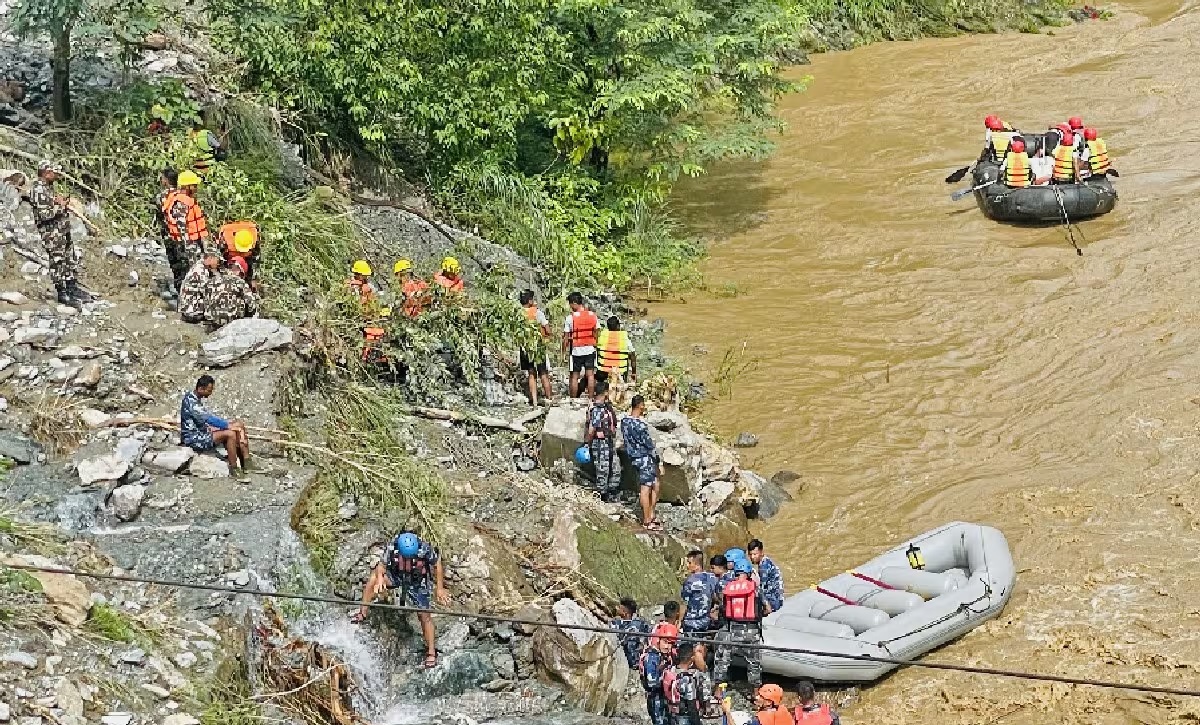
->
<box><xmin>7</xmin><ymin>563</ymin><xmax>1200</xmax><ymax>699</ymax></box>
<box><xmin>1051</xmin><ymin>185</ymin><xmax>1084</xmax><ymax>256</ymax></box>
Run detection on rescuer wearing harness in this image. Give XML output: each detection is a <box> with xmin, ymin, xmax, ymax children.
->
<box><xmin>353</xmin><ymin>532</ymin><xmax>449</xmax><ymax>669</ymax></box>
<box><xmin>563</xmin><ymin>291</ymin><xmax>600</xmax><ymax>398</ymax></box>
<box><xmin>1002</xmin><ymin>139</ymin><xmax>1033</xmax><ymax>188</ymax></box>
<box><xmin>596</xmin><ymin>315</ymin><xmax>636</xmax><ymax>385</ymax></box>
<box><xmin>639</xmin><ymin>622</ymin><xmax>678</xmax><ymax>725</ymax></box>
<box><xmin>712</xmin><ymin>558</ymin><xmax>764</xmax><ymax>689</ymax></box>
<box><xmin>794</xmin><ymin>681</ymin><xmax>842</xmax><ymax>725</ymax></box>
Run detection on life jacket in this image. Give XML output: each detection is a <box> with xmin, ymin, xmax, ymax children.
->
<box><xmin>524</xmin><ymin>305</ymin><xmax>550</xmax><ymax>338</ymax></box>
<box><xmin>433</xmin><ymin>272</ymin><xmax>463</xmax><ymax>293</ymax></box>
<box><xmin>755</xmin><ymin>707</ymin><xmax>796</xmax><ymax>725</ymax></box>
<box><xmin>361</xmin><ymin>326</ymin><xmax>386</xmax><ymax>362</ymax></box>
<box><xmin>723</xmin><ymin>577</ymin><xmax>759</xmax><ymax>623</ymax></box>
<box><xmin>1052</xmin><ymin>143</ymin><xmax>1076</xmax><ymax>183</ymax></box>
<box><xmin>385</xmin><ymin>538</ymin><xmax>431</xmax><ymax>587</ymax></box>
<box><xmin>1004</xmin><ymin>152</ymin><xmax>1032</xmax><ymax>189</ymax></box>
<box><xmin>664</xmin><ymin>667</ymin><xmax>687</xmax><ymax>714</ymax></box>
<box><xmin>794</xmin><ymin>704</ymin><xmax>834</xmax><ymax>725</ymax></box>
<box><xmin>1086</xmin><ymin>139</ymin><xmax>1110</xmax><ymax>175</ymax></box>
<box><xmin>219</xmin><ymin>221</ymin><xmax>258</xmax><ymax>257</ymax></box>
<box><xmin>401</xmin><ymin>279</ymin><xmax>428</xmax><ymax>317</ymax></box>
<box><xmin>590</xmin><ymin>402</ymin><xmax>617</xmax><ymax>440</ymax></box>
<box><xmin>569</xmin><ymin>309</ymin><xmax>598</xmax><ymax>348</ymax></box>
<box><xmin>162</xmin><ymin>191</ymin><xmax>209</xmax><ymax>243</ymax></box>
<box><xmin>596</xmin><ymin>329</ymin><xmax>631</xmax><ymax>375</ymax></box>
<box><xmin>348</xmin><ymin>277</ymin><xmax>374</xmax><ymax>304</ymax></box>
<box><xmin>191</xmin><ymin>129</ymin><xmax>217</xmax><ymax>171</ymax></box>
<box><xmin>990</xmin><ymin>131</ymin><xmax>1015</xmax><ymax>163</ymax></box>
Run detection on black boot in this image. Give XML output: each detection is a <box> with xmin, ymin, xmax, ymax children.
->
<box><xmin>68</xmin><ymin>282</ymin><xmax>94</xmax><ymax>304</ymax></box>
<box><xmin>55</xmin><ymin>283</ymin><xmax>74</xmax><ymax>306</ymax></box>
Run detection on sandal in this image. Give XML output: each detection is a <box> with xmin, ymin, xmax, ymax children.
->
<box><xmin>646</xmin><ymin>519</ymin><xmax>663</xmax><ymax>531</ymax></box>
<box><xmin>349</xmin><ymin>610</ymin><xmax>366</xmax><ymax>624</ymax></box>
<box><xmin>423</xmin><ymin>652</ymin><xmax>438</xmax><ymax>669</ymax></box>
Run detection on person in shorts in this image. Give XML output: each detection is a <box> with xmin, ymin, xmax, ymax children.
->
<box><xmin>353</xmin><ymin>532</ymin><xmax>449</xmax><ymax>669</ymax></box>
<box><xmin>519</xmin><ymin>289</ymin><xmax>553</xmax><ymax>405</ymax></box>
<box><xmin>562</xmin><ymin>291</ymin><xmax>600</xmax><ymax>398</ymax></box>
<box><xmin>179</xmin><ymin>374</ymin><xmax>252</xmax><ymax>477</ymax></box>
<box><xmin>620</xmin><ymin>394</ymin><xmax>663</xmax><ymax>529</ymax></box>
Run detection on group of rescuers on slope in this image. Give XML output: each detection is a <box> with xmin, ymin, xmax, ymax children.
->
<box><xmin>983</xmin><ymin>114</ymin><xmax>1114</xmax><ymax>188</ymax></box>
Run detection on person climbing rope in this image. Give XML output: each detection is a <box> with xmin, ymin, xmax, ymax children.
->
<box><xmin>353</xmin><ymin>532</ymin><xmax>450</xmax><ymax>669</ymax></box>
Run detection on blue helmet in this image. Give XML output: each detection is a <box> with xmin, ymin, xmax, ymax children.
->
<box><xmin>395</xmin><ymin>532</ymin><xmax>420</xmax><ymax>558</ymax></box>
<box><xmin>574</xmin><ymin>445</ymin><xmax>592</xmax><ymax>465</ymax></box>
<box><xmin>734</xmin><ymin>559</ymin><xmax>753</xmax><ymax>574</ymax></box>
<box><xmin>724</xmin><ymin>548</ymin><xmax>747</xmax><ymax>564</ymax></box>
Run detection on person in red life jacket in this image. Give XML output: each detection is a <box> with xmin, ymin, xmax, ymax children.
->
<box><xmin>562</xmin><ymin>291</ymin><xmax>600</xmax><ymax>398</ymax></box>
<box><xmin>794</xmin><ymin>681</ymin><xmax>841</xmax><ymax>725</ymax></box>
<box><xmin>352</xmin><ymin>532</ymin><xmax>449</xmax><ymax>669</ymax></box>
<box><xmin>639</xmin><ymin>622</ymin><xmax>678</xmax><ymax>725</ymax></box>
<box><xmin>664</xmin><ymin>644</ymin><xmax>707</xmax><ymax>725</ymax></box>
<box><xmin>585</xmin><ymin>381</ymin><xmax>621</xmax><ymax>502</ymax></box>
<box><xmin>712</xmin><ymin>558</ymin><xmax>764</xmax><ymax>688</ymax></box>
<box><xmin>519</xmin><ymin>289</ymin><xmax>553</xmax><ymax>406</ymax></box>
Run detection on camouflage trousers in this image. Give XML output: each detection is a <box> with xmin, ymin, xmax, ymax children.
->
<box><xmin>164</xmin><ymin>237</ymin><xmax>189</xmax><ymax>289</ymax></box>
<box><xmin>589</xmin><ymin>437</ymin><xmax>620</xmax><ymax>494</ymax></box>
<box><xmin>42</xmin><ymin>226</ymin><xmax>76</xmax><ymax>286</ymax></box>
<box><xmin>712</xmin><ymin>623</ymin><xmax>762</xmax><ymax>686</ymax></box>
<box><xmin>181</xmin><ymin>241</ymin><xmax>204</xmax><ymax>274</ymax></box>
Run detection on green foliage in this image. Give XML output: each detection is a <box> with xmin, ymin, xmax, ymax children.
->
<box><xmin>83</xmin><ymin>78</ymin><xmax>200</xmax><ymax>132</ymax></box>
<box><xmin>85</xmin><ymin>603</ymin><xmax>140</xmax><ymax>643</ymax></box>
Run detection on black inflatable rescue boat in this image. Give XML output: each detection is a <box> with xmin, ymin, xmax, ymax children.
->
<box><xmin>972</xmin><ymin>132</ymin><xmax>1117</xmax><ymax>222</ymax></box>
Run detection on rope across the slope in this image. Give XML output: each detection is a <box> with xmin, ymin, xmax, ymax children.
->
<box><xmin>8</xmin><ymin>563</ymin><xmax>1199</xmax><ymax>698</ymax></box>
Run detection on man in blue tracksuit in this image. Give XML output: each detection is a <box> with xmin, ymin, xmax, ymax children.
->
<box><xmin>180</xmin><ymin>374</ymin><xmax>251</xmax><ymax>477</ymax></box>
<box><xmin>680</xmin><ymin>550</ymin><xmax>720</xmax><ymax>660</ymax></box>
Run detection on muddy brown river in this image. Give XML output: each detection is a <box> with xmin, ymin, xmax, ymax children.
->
<box><xmin>659</xmin><ymin>1</ymin><xmax>1200</xmax><ymax>721</ymax></box>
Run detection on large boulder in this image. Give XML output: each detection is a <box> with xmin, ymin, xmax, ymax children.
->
<box><xmin>77</xmin><ymin>453</ymin><xmax>130</xmax><ymax>486</ymax></box>
<box><xmin>699</xmin><ymin>438</ymin><xmax>739</xmax><ymax>483</ymax></box>
<box><xmin>188</xmin><ymin>454</ymin><xmax>230</xmax><ymax>479</ymax></box>
<box><xmin>142</xmin><ymin>447</ymin><xmax>195</xmax><ymax>474</ymax></box>
<box><xmin>573</xmin><ymin>512</ymin><xmax>679</xmax><ymax>606</ymax></box>
<box><xmin>532</xmin><ymin>598</ymin><xmax>628</xmax><ymax>714</ymax></box>
<box><xmin>200</xmin><ymin>318</ymin><xmax>293</xmax><ymax>367</ymax></box>
<box><xmin>539</xmin><ymin>404</ymin><xmax>587</xmax><ymax>469</ymax></box>
<box><xmin>0</xmin><ymin>431</ymin><xmax>40</xmax><ymax>464</ymax></box>
<box><xmin>3</xmin><ymin>554</ymin><xmax>91</xmax><ymax>626</ymax></box>
<box><xmin>739</xmin><ymin>469</ymin><xmax>793</xmax><ymax>520</ymax></box>
<box><xmin>652</xmin><ymin>428</ymin><xmax>702</xmax><ymax>504</ymax></box>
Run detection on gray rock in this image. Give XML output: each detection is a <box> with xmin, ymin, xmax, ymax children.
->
<box><xmin>733</xmin><ymin>432</ymin><xmax>759</xmax><ymax>448</ymax></box>
<box><xmin>77</xmin><ymin>454</ymin><xmax>130</xmax><ymax>486</ymax></box>
<box><xmin>492</xmin><ymin>622</ymin><xmax>515</xmax><ymax>642</ymax></box>
<box><xmin>142</xmin><ymin>447</ymin><xmax>195</xmax><ymax>473</ymax></box>
<box><xmin>78</xmin><ymin>409</ymin><xmax>110</xmax><ymax>428</ymax></box>
<box><xmin>771</xmin><ymin>470</ymin><xmax>800</xmax><ymax>485</ymax></box>
<box><xmin>0</xmin><ymin>432</ymin><xmax>40</xmax><ymax>464</ymax></box>
<box><xmin>1</xmin><ymin>651</ymin><xmax>38</xmax><ymax>669</ymax></box>
<box><xmin>19</xmin><ymin>262</ymin><xmax>41</xmax><ymax>275</ymax></box>
<box><xmin>172</xmin><ymin>652</ymin><xmax>197</xmax><ymax>669</ymax></box>
<box><xmin>337</xmin><ymin>499</ymin><xmax>358</xmax><ymax>521</ymax></box>
<box><xmin>57</xmin><ymin>345</ymin><xmax>101</xmax><ymax>360</ymax></box>
<box><xmin>0</xmin><ymin>291</ymin><xmax>27</xmax><ymax>305</ymax></box>
<box><xmin>140</xmin><ymin>683</ymin><xmax>170</xmax><ymax>699</ymax></box>
<box><xmin>55</xmin><ymin>678</ymin><xmax>84</xmax><ymax>718</ymax></box>
<box><xmin>72</xmin><ymin>362</ymin><xmax>102</xmax><ymax>388</ymax></box>
<box><xmin>436</xmin><ymin>620</ymin><xmax>471</xmax><ymax>653</ymax></box>
<box><xmin>188</xmin><ymin>454</ymin><xmax>229</xmax><ymax>479</ymax></box>
<box><xmin>12</xmin><ymin>327</ymin><xmax>55</xmax><ymax>346</ymax></box>
<box><xmin>114</xmin><ymin>438</ymin><xmax>147</xmax><ymax>465</ymax></box>
<box><xmin>162</xmin><ymin>716</ymin><xmax>200</xmax><ymax>725</ymax></box>
<box><xmin>491</xmin><ymin>650</ymin><xmax>516</xmax><ymax>680</ymax></box>
<box><xmin>100</xmin><ymin>714</ymin><xmax>133</xmax><ymax>725</ymax></box>
<box><xmin>118</xmin><ymin>648</ymin><xmax>145</xmax><ymax>665</ymax></box>
<box><xmin>106</xmin><ymin>244</ymin><xmax>128</xmax><ymax>258</ymax></box>
<box><xmin>646</xmin><ymin>410</ymin><xmax>689</xmax><ymax>432</ymax></box>
<box><xmin>0</xmin><ymin>702</ymin><xmax>9</xmax><ymax>722</ymax></box>
<box><xmin>539</xmin><ymin>404</ymin><xmax>587</xmax><ymax>471</ymax></box>
<box><xmin>109</xmin><ymin>484</ymin><xmax>146</xmax><ymax>522</ymax></box>
<box><xmin>512</xmin><ymin>603</ymin><xmax>550</xmax><ymax>636</ymax></box>
<box><xmin>199</xmin><ymin>318</ymin><xmax>293</xmax><ymax>367</ymax></box>
<box><xmin>532</xmin><ymin>598</ymin><xmax>627</xmax><ymax>714</ymax></box>
<box><xmin>16</xmin><ymin>717</ymin><xmax>40</xmax><ymax>725</ymax></box>
<box><xmin>744</xmin><ymin>469</ymin><xmax>792</xmax><ymax>520</ymax></box>
<box><xmin>228</xmin><ymin>570</ymin><xmax>251</xmax><ymax>587</ymax></box>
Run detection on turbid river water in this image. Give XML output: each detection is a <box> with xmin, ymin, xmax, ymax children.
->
<box><xmin>659</xmin><ymin>1</ymin><xmax>1200</xmax><ymax>722</ymax></box>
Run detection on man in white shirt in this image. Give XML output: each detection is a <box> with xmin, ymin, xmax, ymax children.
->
<box><xmin>562</xmin><ymin>291</ymin><xmax>601</xmax><ymax>398</ymax></box>
<box><xmin>1030</xmin><ymin>145</ymin><xmax>1054</xmax><ymax>186</ymax></box>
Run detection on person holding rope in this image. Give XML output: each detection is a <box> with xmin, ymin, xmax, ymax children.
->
<box><xmin>353</xmin><ymin>531</ymin><xmax>449</xmax><ymax>669</ymax></box>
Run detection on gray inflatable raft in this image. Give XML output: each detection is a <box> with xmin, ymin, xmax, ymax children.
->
<box><xmin>972</xmin><ymin>160</ymin><xmax>1116</xmax><ymax>223</ymax></box>
<box><xmin>760</xmin><ymin>522</ymin><xmax>1015</xmax><ymax>682</ymax></box>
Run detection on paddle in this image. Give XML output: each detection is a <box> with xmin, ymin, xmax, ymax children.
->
<box><xmin>1051</xmin><ymin>186</ymin><xmax>1084</xmax><ymax>256</ymax></box>
<box><xmin>944</xmin><ymin>165</ymin><xmax>971</xmax><ymax>184</ymax></box>
<box><xmin>950</xmin><ymin>180</ymin><xmax>996</xmax><ymax>201</ymax></box>
<box><xmin>1107</xmin><ymin>168</ymin><xmax>1120</xmax><ymax>178</ymax></box>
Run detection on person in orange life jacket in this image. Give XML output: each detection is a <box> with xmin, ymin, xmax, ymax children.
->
<box><xmin>352</xmin><ymin>532</ymin><xmax>449</xmax><ymax>669</ymax></box>
<box><xmin>665</xmin><ymin>644</ymin><xmax>707</xmax><ymax>725</ymax></box>
<box><xmin>219</xmin><ymin>222</ymin><xmax>260</xmax><ymax>291</ymax></box>
<box><xmin>680</xmin><ymin>550</ymin><xmax>721</xmax><ymax>660</ymax></box>
<box><xmin>611</xmin><ymin>597</ymin><xmax>653</xmax><ymax>669</ymax></box>
<box><xmin>712</xmin><ymin>559</ymin><xmax>764</xmax><ymax>688</ymax></box>
<box><xmin>1051</xmin><ymin>132</ymin><xmax>1079</xmax><ymax>184</ymax></box>
<box><xmin>639</xmin><ymin>622</ymin><xmax>678</xmax><ymax>725</ymax></box>
<box><xmin>163</xmin><ymin>170</ymin><xmax>210</xmax><ymax>275</ymax></box>
<box><xmin>793</xmin><ymin>681</ymin><xmax>840</xmax><ymax>725</ymax></box>
<box><xmin>730</xmin><ymin>684</ymin><xmax>793</xmax><ymax>725</ymax></box>
<box><xmin>596</xmin><ymin>315</ymin><xmax>636</xmax><ymax>386</ymax></box>
<box><xmin>432</xmin><ymin>256</ymin><xmax>464</xmax><ymax>293</ymax></box>
<box><xmin>585</xmin><ymin>381</ymin><xmax>622</xmax><ymax>502</ymax></box>
<box><xmin>519</xmin><ymin>289</ymin><xmax>553</xmax><ymax>406</ymax></box>
<box><xmin>563</xmin><ymin>292</ymin><xmax>601</xmax><ymax>398</ymax></box>
<box><xmin>394</xmin><ymin>259</ymin><xmax>429</xmax><ymax>317</ymax></box>
<box><xmin>347</xmin><ymin>260</ymin><xmax>378</xmax><ymax>306</ymax></box>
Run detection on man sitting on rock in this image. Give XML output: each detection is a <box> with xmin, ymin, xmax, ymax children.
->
<box><xmin>180</xmin><ymin>374</ymin><xmax>252</xmax><ymax>478</ymax></box>
<box><xmin>353</xmin><ymin>531</ymin><xmax>450</xmax><ymax>670</ymax></box>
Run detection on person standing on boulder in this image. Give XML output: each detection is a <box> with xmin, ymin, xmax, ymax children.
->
<box><xmin>563</xmin><ymin>292</ymin><xmax>600</xmax><ymax>398</ymax></box>
<box><xmin>31</xmin><ymin>160</ymin><xmax>91</xmax><ymax>307</ymax></box>
<box><xmin>585</xmin><ymin>381</ymin><xmax>621</xmax><ymax>502</ymax></box>
<box><xmin>747</xmin><ymin>539</ymin><xmax>784</xmax><ymax>614</ymax></box>
<box><xmin>353</xmin><ymin>531</ymin><xmax>449</xmax><ymax>670</ymax></box>
<box><xmin>621</xmin><ymin>394</ymin><xmax>662</xmax><ymax>529</ymax></box>
<box><xmin>180</xmin><ymin>374</ymin><xmax>252</xmax><ymax>478</ymax></box>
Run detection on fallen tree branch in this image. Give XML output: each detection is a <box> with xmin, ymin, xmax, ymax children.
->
<box><xmin>410</xmin><ymin>405</ymin><xmax>533</xmax><ymax>433</ymax></box>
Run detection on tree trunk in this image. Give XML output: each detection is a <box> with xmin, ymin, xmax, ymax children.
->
<box><xmin>51</xmin><ymin>24</ymin><xmax>71</xmax><ymax>123</ymax></box>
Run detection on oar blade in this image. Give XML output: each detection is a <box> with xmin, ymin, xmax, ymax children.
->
<box><xmin>944</xmin><ymin>166</ymin><xmax>970</xmax><ymax>183</ymax></box>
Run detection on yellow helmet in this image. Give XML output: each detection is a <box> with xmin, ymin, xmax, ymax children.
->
<box><xmin>177</xmin><ymin>170</ymin><xmax>202</xmax><ymax>187</ymax></box>
<box><xmin>352</xmin><ymin>260</ymin><xmax>372</xmax><ymax>276</ymax></box>
<box><xmin>441</xmin><ymin>256</ymin><xmax>461</xmax><ymax>274</ymax></box>
<box><xmin>232</xmin><ymin>229</ymin><xmax>256</xmax><ymax>253</ymax></box>
<box><xmin>380</xmin><ymin>307</ymin><xmax>392</xmax><ymax>318</ymax></box>
<box><xmin>393</xmin><ymin>259</ymin><xmax>413</xmax><ymax>274</ymax></box>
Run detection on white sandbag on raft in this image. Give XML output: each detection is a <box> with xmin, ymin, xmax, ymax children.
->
<box><xmin>878</xmin><ymin>567</ymin><xmax>966</xmax><ymax>599</ymax></box>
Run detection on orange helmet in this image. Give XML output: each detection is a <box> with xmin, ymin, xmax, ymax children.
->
<box><xmin>758</xmin><ymin>684</ymin><xmax>784</xmax><ymax>705</ymax></box>
<box><xmin>1083</xmin><ymin>127</ymin><xmax>1098</xmax><ymax>141</ymax></box>
<box><xmin>649</xmin><ymin>621</ymin><xmax>679</xmax><ymax>648</ymax></box>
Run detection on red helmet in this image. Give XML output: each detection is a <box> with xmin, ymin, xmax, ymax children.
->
<box><xmin>1010</xmin><ymin>139</ymin><xmax>1026</xmax><ymax>153</ymax></box>
<box><xmin>984</xmin><ymin>115</ymin><xmax>1003</xmax><ymax>130</ymax></box>
<box><xmin>1068</xmin><ymin>116</ymin><xmax>1084</xmax><ymax>129</ymax></box>
<box><xmin>1083</xmin><ymin>127</ymin><xmax>1098</xmax><ymax>141</ymax></box>
<box><xmin>1054</xmin><ymin>123</ymin><xmax>1072</xmax><ymax>133</ymax></box>
<box><xmin>649</xmin><ymin>621</ymin><xmax>678</xmax><ymax>648</ymax></box>
<box><xmin>1060</xmin><ymin>132</ymin><xmax>1074</xmax><ymax>146</ymax></box>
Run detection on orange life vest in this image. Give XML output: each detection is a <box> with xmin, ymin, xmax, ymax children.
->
<box><xmin>794</xmin><ymin>704</ymin><xmax>834</xmax><ymax>725</ymax></box>
<box><xmin>524</xmin><ymin>305</ymin><xmax>549</xmax><ymax>338</ymax></box>
<box><xmin>433</xmin><ymin>272</ymin><xmax>463</xmax><ymax>293</ymax></box>
<box><xmin>401</xmin><ymin>279</ymin><xmax>428</xmax><ymax>317</ymax></box>
<box><xmin>1052</xmin><ymin>143</ymin><xmax>1076</xmax><ymax>183</ymax></box>
<box><xmin>348</xmin><ymin>277</ymin><xmax>374</xmax><ymax>304</ymax></box>
<box><xmin>1004</xmin><ymin>152</ymin><xmax>1032</xmax><ymax>188</ymax></box>
<box><xmin>569</xmin><ymin>309</ymin><xmax>598</xmax><ymax>348</ymax></box>
<box><xmin>1086</xmin><ymin>139</ymin><xmax>1110</xmax><ymax>175</ymax></box>
<box><xmin>361</xmin><ymin>326</ymin><xmax>386</xmax><ymax>362</ymax></box>
<box><xmin>162</xmin><ymin>191</ymin><xmax>209</xmax><ymax>243</ymax></box>
<box><xmin>722</xmin><ymin>577</ymin><xmax>759</xmax><ymax>623</ymax></box>
<box><xmin>219</xmin><ymin>220</ymin><xmax>258</xmax><ymax>257</ymax></box>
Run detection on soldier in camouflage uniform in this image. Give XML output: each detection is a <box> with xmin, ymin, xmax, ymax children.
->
<box><xmin>30</xmin><ymin>161</ymin><xmax>92</xmax><ymax>307</ymax></box>
<box><xmin>206</xmin><ymin>257</ymin><xmax>258</xmax><ymax>328</ymax></box>
<box><xmin>152</xmin><ymin>168</ymin><xmax>185</xmax><ymax>291</ymax></box>
<box><xmin>165</xmin><ymin>170</ymin><xmax>210</xmax><ymax>276</ymax></box>
<box><xmin>178</xmin><ymin>252</ymin><xmax>221</xmax><ymax>324</ymax></box>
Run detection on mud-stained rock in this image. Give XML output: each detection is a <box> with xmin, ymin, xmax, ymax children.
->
<box><xmin>740</xmin><ymin>469</ymin><xmax>792</xmax><ymax>520</ymax></box>
<box><xmin>532</xmin><ymin>598</ymin><xmax>627</xmax><ymax>714</ymax></box>
<box><xmin>575</xmin><ymin>512</ymin><xmax>679</xmax><ymax>606</ymax></box>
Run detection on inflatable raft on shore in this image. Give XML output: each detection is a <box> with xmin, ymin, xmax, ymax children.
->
<box><xmin>760</xmin><ymin>522</ymin><xmax>1015</xmax><ymax>682</ymax></box>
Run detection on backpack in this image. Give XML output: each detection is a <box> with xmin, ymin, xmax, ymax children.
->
<box><xmin>638</xmin><ymin>649</ymin><xmax>662</xmax><ymax>691</ymax></box>
<box><xmin>664</xmin><ymin>667</ymin><xmax>685</xmax><ymax>714</ymax></box>
<box><xmin>723</xmin><ymin>577</ymin><xmax>759</xmax><ymax>623</ymax></box>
